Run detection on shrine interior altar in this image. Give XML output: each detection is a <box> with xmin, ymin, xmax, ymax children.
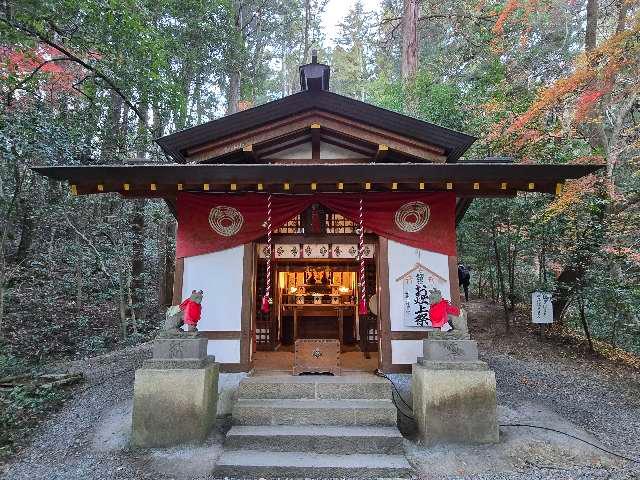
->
<box><xmin>278</xmin><ymin>267</ymin><xmax>359</xmax><ymax>348</ymax></box>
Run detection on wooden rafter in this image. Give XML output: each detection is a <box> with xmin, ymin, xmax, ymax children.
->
<box><xmin>319</xmin><ymin>132</ymin><xmax>378</xmax><ymax>157</ymax></box>
<box><xmin>311</xmin><ymin>123</ymin><xmax>321</xmax><ymax>160</ymax></box>
<box><xmin>375</xmin><ymin>144</ymin><xmax>389</xmax><ymax>162</ymax></box>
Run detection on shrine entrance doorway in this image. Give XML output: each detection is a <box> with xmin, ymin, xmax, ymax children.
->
<box><xmin>251</xmin><ymin>205</ymin><xmax>380</xmax><ymax>373</ymax></box>
<box><xmin>253</xmin><ymin>258</ymin><xmax>379</xmax><ymax>372</ymax></box>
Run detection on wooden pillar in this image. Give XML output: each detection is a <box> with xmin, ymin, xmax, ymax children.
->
<box><xmin>172</xmin><ymin>256</ymin><xmax>184</xmax><ymax>304</ymax></box>
<box><xmin>240</xmin><ymin>243</ymin><xmax>255</xmax><ymax>369</ymax></box>
<box><xmin>449</xmin><ymin>255</ymin><xmax>461</xmax><ymax>308</ymax></box>
<box><xmin>377</xmin><ymin>237</ymin><xmax>392</xmax><ymax>372</ymax></box>
<box><xmin>337</xmin><ymin>307</ymin><xmax>344</xmax><ymax>352</ymax></box>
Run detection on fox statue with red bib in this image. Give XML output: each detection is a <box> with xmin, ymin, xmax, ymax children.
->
<box><xmin>163</xmin><ymin>290</ymin><xmax>204</xmax><ymax>334</ymax></box>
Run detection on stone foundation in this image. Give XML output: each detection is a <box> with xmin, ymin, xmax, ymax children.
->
<box><xmin>131</xmin><ymin>362</ymin><xmax>219</xmax><ymax>447</ymax></box>
<box><xmin>412</xmin><ymin>333</ymin><xmax>499</xmax><ymax>445</ymax></box>
<box><xmin>131</xmin><ymin>333</ymin><xmax>219</xmax><ymax>447</ymax></box>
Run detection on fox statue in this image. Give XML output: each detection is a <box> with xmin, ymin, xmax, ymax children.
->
<box><xmin>164</xmin><ymin>290</ymin><xmax>204</xmax><ymax>333</ymax></box>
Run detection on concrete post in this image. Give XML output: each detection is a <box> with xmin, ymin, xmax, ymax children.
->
<box><xmin>412</xmin><ymin>330</ymin><xmax>499</xmax><ymax>445</ymax></box>
<box><xmin>131</xmin><ymin>334</ymin><xmax>219</xmax><ymax>447</ymax></box>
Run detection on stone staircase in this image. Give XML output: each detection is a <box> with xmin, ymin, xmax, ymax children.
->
<box><xmin>213</xmin><ymin>374</ymin><xmax>413</xmax><ymax>478</ymax></box>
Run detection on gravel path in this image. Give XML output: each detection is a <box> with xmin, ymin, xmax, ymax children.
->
<box><xmin>2</xmin><ymin>301</ymin><xmax>639</xmax><ymax>479</ymax></box>
<box><xmin>1</xmin><ymin>344</ymin><xmax>153</xmax><ymax>479</ymax></box>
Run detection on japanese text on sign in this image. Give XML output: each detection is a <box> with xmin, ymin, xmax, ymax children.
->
<box><xmin>531</xmin><ymin>291</ymin><xmax>553</xmax><ymax>324</ymax></box>
<box><xmin>402</xmin><ymin>266</ymin><xmax>445</xmax><ymax>327</ymax></box>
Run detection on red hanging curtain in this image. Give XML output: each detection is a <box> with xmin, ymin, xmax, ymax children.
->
<box><xmin>176</xmin><ymin>193</ymin><xmax>314</xmax><ymax>258</ymax></box>
<box><xmin>317</xmin><ymin>192</ymin><xmax>456</xmax><ymax>256</ymax></box>
<box><xmin>176</xmin><ymin>192</ymin><xmax>456</xmax><ymax>258</ymax></box>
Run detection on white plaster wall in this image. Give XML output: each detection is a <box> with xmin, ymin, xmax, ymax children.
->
<box><xmin>265</xmin><ymin>142</ymin><xmax>311</xmax><ymax>159</ymax></box>
<box><xmin>207</xmin><ymin>340</ymin><xmax>241</xmax><ymax>364</ymax></box>
<box><xmin>387</xmin><ymin>240</ymin><xmax>451</xmax><ymax>332</ymax></box>
<box><xmin>263</xmin><ymin>141</ymin><xmax>364</xmax><ymax>160</ymax></box>
<box><xmin>320</xmin><ymin>142</ymin><xmax>364</xmax><ymax>159</ymax></box>
<box><xmin>391</xmin><ymin>340</ymin><xmax>424</xmax><ymax>364</ymax></box>
<box><xmin>182</xmin><ymin>247</ymin><xmax>244</xmax><ymax>364</ymax></box>
<box><xmin>182</xmin><ymin>246</ymin><xmax>244</xmax><ymax>331</ymax></box>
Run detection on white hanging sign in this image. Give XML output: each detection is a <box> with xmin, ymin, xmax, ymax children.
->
<box><xmin>531</xmin><ymin>291</ymin><xmax>553</xmax><ymax>324</ymax></box>
<box><xmin>396</xmin><ymin>263</ymin><xmax>447</xmax><ymax>328</ymax></box>
<box><xmin>331</xmin><ymin>244</ymin><xmax>374</xmax><ymax>259</ymax></box>
<box><xmin>302</xmin><ymin>244</ymin><xmax>330</xmax><ymax>258</ymax></box>
<box><xmin>274</xmin><ymin>244</ymin><xmax>301</xmax><ymax>259</ymax></box>
<box><xmin>257</xmin><ymin>243</ymin><xmax>375</xmax><ymax>259</ymax></box>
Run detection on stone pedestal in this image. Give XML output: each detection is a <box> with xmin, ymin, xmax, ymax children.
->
<box><xmin>131</xmin><ymin>333</ymin><xmax>219</xmax><ymax>448</ymax></box>
<box><xmin>412</xmin><ymin>332</ymin><xmax>498</xmax><ymax>445</ymax></box>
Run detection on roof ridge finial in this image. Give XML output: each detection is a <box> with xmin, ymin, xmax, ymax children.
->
<box><xmin>299</xmin><ymin>50</ymin><xmax>330</xmax><ymax>91</ymax></box>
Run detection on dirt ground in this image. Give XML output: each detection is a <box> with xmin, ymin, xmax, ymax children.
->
<box><xmin>1</xmin><ymin>299</ymin><xmax>639</xmax><ymax>479</ymax></box>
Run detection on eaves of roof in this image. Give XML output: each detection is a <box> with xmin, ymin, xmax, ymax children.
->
<box><xmin>155</xmin><ymin>90</ymin><xmax>477</xmax><ymax>164</ymax></box>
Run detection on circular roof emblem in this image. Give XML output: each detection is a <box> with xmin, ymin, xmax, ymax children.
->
<box><xmin>394</xmin><ymin>201</ymin><xmax>430</xmax><ymax>233</ymax></box>
<box><xmin>209</xmin><ymin>206</ymin><xmax>244</xmax><ymax>237</ymax></box>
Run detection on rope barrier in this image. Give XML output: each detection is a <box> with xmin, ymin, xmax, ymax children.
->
<box><xmin>358</xmin><ymin>197</ymin><xmax>367</xmax><ymax>315</ymax></box>
<box><xmin>261</xmin><ymin>193</ymin><xmax>272</xmax><ymax>313</ymax></box>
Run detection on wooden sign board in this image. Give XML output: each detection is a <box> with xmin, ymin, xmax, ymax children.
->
<box><xmin>293</xmin><ymin>339</ymin><xmax>341</xmax><ymax>376</ymax></box>
<box><xmin>397</xmin><ymin>263</ymin><xmax>447</xmax><ymax>328</ymax></box>
<box><xmin>531</xmin><ymin>291</ymin><xmax>553</xmax><ymax>324</ymax></box>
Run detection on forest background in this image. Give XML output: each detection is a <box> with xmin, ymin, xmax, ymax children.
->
<box><xmin>0</xmin><ymin>0</ymin><xmax>638</xmax><ymax>453</ymax></box>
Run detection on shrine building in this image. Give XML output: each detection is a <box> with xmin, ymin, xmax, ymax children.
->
<box><xmin>35</xmin><ymin>55</ymin><xmax>601</xmax><ymax>374</ymax></box>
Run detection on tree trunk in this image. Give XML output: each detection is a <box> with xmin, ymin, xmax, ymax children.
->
<box><xmin>491</xmin><ymin>216</ymin><xmax>510</xmax><ymax>332</ymax></box>
<box><xmin>615</xmin><ymin>0</ymin><xmax>629</xmax><ymax>33</ymax></box>
<box><xmin>488</xmin><ymin>265</ymin><xmax>496</xmax><ymax>303</ymax></box>
<box><xmin>585</xmin><ymin>0</ymin><xmax>599</xmax><ymax>52</ymax></box>
<box><xmin>128</xmin><ymin>273</ymin><xmax>138</xmax><ymax>335</ymax></box>
<box><xmin>579</xmin><ymin>299</ymin><xmax>594</xmax><ymax>353</ymax></box>
<box><xmin>303</xmin><ymin>0</ymin><xmax>311</xmax><ymax>62</ymax></box>
<box><xmin>0</xmin><ymin>267</ymin><xmax>4</xmax><ymax>339</ymax></box>
<box><xmin>101</xmin><ymin>90</ymin><xmax>122</xmax><ymax>161</ymax></box>
<box><xmin>159</xmin><ymin>217</ymin><xmax>176</xmax><ymax>306</ymax></box>
<box><xmin>130</xmin><ymin>199</ymin><xmax>146</xmax><ymax>319</ymax></box>
<box><xmin>227</xmin><ymin>0</ymin><xmax>243</xmax><ymax>114</ymax></box>
<box><xmin>281</xmin><ymin>38</ymin><xmax>288</xmax><ymax>97</ymax></box>
<box><xmin>610</xmin><ymin>314</ymin><xmax>619</xmax><ymax>347</ymax></box>
<box><xmin>401</xmin><ymin>0</ymin><xmax>419</xmax><ymax>81</ymax></box>
<box><xmin>14</xmin><ymin>198</ymin><xmax>34</xmax><ymax>263</ymax></box>
<box><xmin>129</xmin><ymin>100</ymin><xmax>148</xmax><ymax>320</ymax></box>
<box><xmin>75</xmin><ymin>243</ymin><xmax>83</xmax><ymax>312</ymax></box>
<box><xmin>118</xmin><ymin>263</ymin><xmax>127</xmax><ymax>339</ymax></box>
<box><xmin>539</xmin><ymin>244</ymin><xmax>546</xmax><ymax>284</ymax></box>
<box><xmin>227</xmin><ymin>71</ymin><xmax>240</xmax><ymax>114</ymax></box>
<box><xmin>552</xmin><ymin>266</ymin><xmax>580</xmax><ymax>324</ymax></box>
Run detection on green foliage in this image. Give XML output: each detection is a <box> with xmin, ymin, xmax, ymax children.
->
<box><xmin>0</xmin><ymin>383</ymin><xmax>67</xmax><ymax>461</ymax></box>
<box><xmin>0</xmin><ymin>0</ymin><xmax>636</xmax><ymax>406</ymax></box>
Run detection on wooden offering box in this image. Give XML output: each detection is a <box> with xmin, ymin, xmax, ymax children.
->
<box><xmin>293</xmin><ymin>339</ymin><xmax>341</xmax><ymax>376</ymax></box>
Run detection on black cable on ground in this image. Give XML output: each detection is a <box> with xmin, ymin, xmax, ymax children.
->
<box><xmin>374</xmin><ymin>369</ymin><xmax>639</xmax><ymax>464</ymax></box>
<box><xmin>500</xmin><ymin>423</ymin><xmax>640</xmax><ymax>464</ymax></box>
<box><xmin>374</xmin><ymin>369</ymin><xmax>415</xmax><ymax>420</ymax></box>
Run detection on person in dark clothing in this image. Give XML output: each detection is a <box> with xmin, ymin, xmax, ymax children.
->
<box><xmin>458</xmin><ymin>264</ymin><xmax>471</xmax><ymax>302</ymax></box>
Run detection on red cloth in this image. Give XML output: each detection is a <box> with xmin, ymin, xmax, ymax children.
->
<box><xmin>176</xmin><ymin>192</ymin><xmax>456</xmax><ymax>258</ymax></box>
<box><xmin>429</xmin><ymin>299</ymin><xmax>460</xmax><ymax>328</ymax></box>
<box><xmin>179</xmin><ymin>299</ymin><xmax>202</xmax><ymax>326</ymax></box>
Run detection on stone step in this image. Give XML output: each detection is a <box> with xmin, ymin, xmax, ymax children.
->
<box><xmin>225</xmin><ymin>425</ymin><xmax>405</xmax><ymax>454</ymax></box>
<box><xmin>213</xmin><ymin>449</ymin><xmax>413</xmax><ymax>478</ymax></box>
<box><xmin>238</xmin><ymin>374</ymin><xmax>391</xmax><ymax>400</ymax></box>
<box><xmin>233</xmin><ymin>398</ymin><xmax>398</xmax><ymax>426</ymax></box>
